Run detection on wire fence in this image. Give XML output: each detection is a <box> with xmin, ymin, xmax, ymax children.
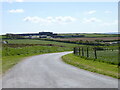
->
<box><xmin>73</xmin><ymin>47</ymin><xmax>119</xmax><ymax>65</ymax></box>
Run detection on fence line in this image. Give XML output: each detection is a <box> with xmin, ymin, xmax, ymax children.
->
<box><xmin>73</xmin><ymin>46</ymin><xmax>119</xmax><ymax>66</ymax></box>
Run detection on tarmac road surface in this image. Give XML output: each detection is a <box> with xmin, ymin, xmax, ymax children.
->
<box><xmin>2</xmin><ymin>51</ymin><xmax>118</xmax><ymax>88</ymax></box>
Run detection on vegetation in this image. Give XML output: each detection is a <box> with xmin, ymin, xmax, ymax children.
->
<box><xmin>2</xmin><ymin>38</ymin><xmax>87</xmax><ymax>73</ymax></box>
<box><xmin>1</xmin><ymin>33</ymin><xmax>119</xmax><ymax>77</ymax></box>
<box><xmin>4</xmin><ymin>39</ymin><xmax>84</xmax><ymax>48</ymax></box>
<box><xmin>88</xmin><ymin>50</ymin><xmax>118</xmax><ymax>64</ymax></box>
<box><xmin>2</xmin><ymin>44</ymin><xmax>72</xmax><ymax>73</ymax></box>
<box><xmin>62</xmin><ymin>53</ymin><xmax>119</xmax><ymax>78</ymax></box>
<box><xmin>1</xmin><ymin>33</ymin><xmax>118</xmax><ymax>40</ymax></box>
<box><xmin>2</xmin><ymin>55</ymin><xmax>26</xmax><ymax>74</ymax></box>
<box><xmin>58</xmin><ymin>33</ymin><xmax>118</xmax><ymax>37</ymax></box>
<box><xmin>2</xmin><ymin>45</ymin><xmax>71</xmax><ymax>57</ymax></box>
<box><xmin>0</xmin><ymin>46</ymin><xmax>2</xmax><ymax>75</ymax></box>
<box><xmin>43</xmin><ymin>37</ymin><xmax>119</xmax><ymax>46</ymax></box>
<box><xmin>74</xmin><ymin>47</ymin><xmax>119</xmax><ymax>65</ymax></box>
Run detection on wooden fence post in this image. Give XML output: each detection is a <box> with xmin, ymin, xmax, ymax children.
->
<box><xmin>76</xmin><ymin>47</ymin><xmax>78</xmax><ymax>55</ymax></box>
<box><xmin>79</xmin><ymin>47</ymin><xmax>81</xmax><ymax>56</ymax></box>
<box><xmin>77</xmin><ymin>47</ymin><xmax>79</xmax><ymax>56</ymax></box>
<box><xmin>94</xmin><ymin>48</ymin><xmax>97</xmax><ymax>59</ymax></box>
<box><xmin>82</xmin><ymin>47</ymin><xmax>84</xmax><ymax>56</ymax></box>
<box><xmin>74</xmin><ymin>47</ymin><xmax>78</xmax><ymax>55</ymax></box>
<box><xmin>118</xmin><ymin>47</ymin><xmax>120</xmax><ymax>68</ymax></box>
<box><xmin>73</xmin><ymin>47</ymin><xmax>76</xmax><ymax>54</ymax></box>
<box><xmin>87</xmin><ymin>47</ymin><xmax>89</xmax><ymax>58</ymax></box>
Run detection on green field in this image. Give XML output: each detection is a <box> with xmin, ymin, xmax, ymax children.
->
<box><xmin>59</xmin><ymin>33</ymin><xmax>118</xmax><ymax>37</ymax></box>
<box><xmin>3</xmin><ymin>45</ymin><xmax>71</xmax><ymax>57</ymax></box>
<box><xmin>5</xmin><ymin>39</ymin><xmax>83</xmax><ymax>48</ymax></box>
<box><xmin>89</xmin><ymin>50</ymin><xmax>118</xmax><ymax>64</ymax></box>
<box><xmin>81</xmin><ymin>49</ymin><xmax>118</xmax><ymax>65</ymax></box>
<box><xmin>62</xmin><ymin>53</ymin><xmax>119</xmax><ymax>78</ymax></box>
<box><xmin>74</xmin><ymin>46</ymin><xmax>119</xmax><ymax>65</ymax></box>
<box><xmin>80</xmin><ymin>33</ymin><xmax>118</xmax><ymax>37</ymax></box>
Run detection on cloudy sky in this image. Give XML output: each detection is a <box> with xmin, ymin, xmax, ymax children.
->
<box><xmin>1</xmin><ymin>1</ymin><xmax>118</xmax><ymax>34</ymax></box>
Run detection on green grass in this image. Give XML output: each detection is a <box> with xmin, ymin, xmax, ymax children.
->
<box><xmin>2</xmin><ymin>45</ymin><xmax>72</xmax><ymax>56</ymax></box>
<box><xmin>2</xmin><ymin>39</ymin><xmax>82</xmax><ymax>74</ymax></box>
<box><xmin>83</xmin><ymin>50</ymin><xmax>119</xmax><ymax>65</ymax></box>
<box><xmin>2</xmin><ymin>55</ymin><xmax>26</xmax><ymax>74</ymax></box>
<box><xmin>59</xmin><ymin>33</ymin><xmax>118</xmax><ymax>37</ymax></box>
<box><xmin>2</xmin><ymin>45</ymin><xmax>72</xmax><ymax>73</ymax></box>
<box><xmin>62</xmin><ymin>53</ymin><xmax>119</xmax><ymax>78</ymax></box>
<box><xmin>82</xmin><ymin>34</ymin><xmax>118</xmax><ymax>37</ymax></box>
<box><xmin>0</xmin><ymin>57</ymin><xmax>1</xmax><ymax>75</ymax></box>
<box><xmin>5</xmin><ymin>39</ymin><xmax>83</xmax><ymax>48</ymax></box>
<box><xmin>74</xmin><ymin>46</ymin><xmax>119</xmax><ymax>65</ymax></box>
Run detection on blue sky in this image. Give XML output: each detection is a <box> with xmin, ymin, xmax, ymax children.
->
<box><xmin>1</xmin><ymin>1</ymin><xmax>118</xmax><ymax>34</ymax></box>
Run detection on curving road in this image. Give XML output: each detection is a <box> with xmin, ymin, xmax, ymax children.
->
<box><xmin>2</xmin><ymin>51</ymin><xmax>118</xmax><ymax>88</ymax></box>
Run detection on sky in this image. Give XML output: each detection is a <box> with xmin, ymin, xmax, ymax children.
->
<box><xmin>1</xmin><ymin>0</ymin><xmax>118</xmax><ymax>34</ymax></box>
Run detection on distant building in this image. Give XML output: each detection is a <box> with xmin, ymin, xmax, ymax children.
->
<box><xmin>6</xmin><ymin>32</ymin><xmax>85</xmax><ymax>39</ymax></box>
<box><xmin>15</xmin><ymin>32</ymin><xmax>57</xmax><ymax>38</ymax></box>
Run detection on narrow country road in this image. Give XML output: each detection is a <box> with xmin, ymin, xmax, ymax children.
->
<box><xmin>2</xmin><ymin>52</ymin><xmax>118</xmax><ymax>88</ymax></box>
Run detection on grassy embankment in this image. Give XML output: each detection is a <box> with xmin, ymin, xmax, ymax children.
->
<box><xmin>62</xmin><ymin>53</ymin><xmax>119</xmax><ymax>78</ymax></box>
<box><xmin>2</xmin><ymin>39</ymin><xmax>84</xmax><ymax>73</ymax></box>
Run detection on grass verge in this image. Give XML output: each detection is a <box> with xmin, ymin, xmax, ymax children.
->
<box><xmin>62</xmin><ymin>53</ymin><xmax>119</xmax><ymax>79</ymax></box>
<box><xmin>2</xmin><ymin>55</ymin><xmax>26</xmax><ymax>74</ymax></box>
<box><xmin>2</xmin><ymin>51</ymin><xmax>70</xmax><ymax>74</ymax></box>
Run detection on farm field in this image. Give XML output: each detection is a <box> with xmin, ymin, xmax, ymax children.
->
<box><xmin>4</xmin><ymin>39</ymin><xmax>85</xmax><ymax>48</ymax></box>
<box><xmin>58</xmin><ymin>33</ymin><xmax>118</xmax><ymax>38</ymax></box>
<box><xmin>74</xmin><ymin>47</ymin><xmax>119</xmax><ymax>65</ymax></box>
<box><xmin>88</xmin><ymin>50</ymin><xmax>118</xmax><ymax>64</ymax></box>
<box><xmin>53</xmin><ymin>37</ymin><xmax>119</xmax><ymax>41</ymax></box>
<box><xmin>2</xmin><ymin>45</ymin><xmax>71</xmax><ymax>57</ymax></box>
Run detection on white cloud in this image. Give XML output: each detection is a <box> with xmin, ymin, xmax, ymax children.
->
<box><xmin>104</xmin><ymin>10</ymin><xmax>112</xmax><ymax>14</ymax></box>
<box><xmin>23</xmin><ymin>16</ymin><xmax>45</xmax><ymax>23</ymax></box>
<box><xmin>23</xmin><ymin>16</ymin><xmax>76</xmax><ymax>24</ymax></box>
<box><xmin>55</xmin><ymin>16</ymin><xmax>76</xmax><ymax>23</ymax></box>
<box><xmin>86</xmin><ymin>10</ymin><xmax>96</xmax><ymax>15</ymax></box>
<box><xmin>8</xmin><ymin>9</ymin><xmax>24</xmax><ymax>13</ymax></box>
<box><xmin>83</xmin><ymin>17</ymin><xmax>101</xmax><ymax>23</ymax></box>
